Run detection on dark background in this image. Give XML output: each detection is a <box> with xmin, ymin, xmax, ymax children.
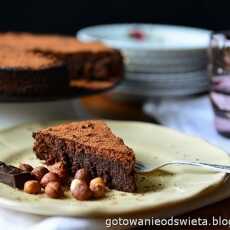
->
<box><xmin>0</xmin><ymin>0</ymin><xmax>229</xmax><ymax>34</ymax></box>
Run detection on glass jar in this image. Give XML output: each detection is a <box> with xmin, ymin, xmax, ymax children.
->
<box><xmin>209</xmin><ymin>31</ymin><xmax>230</xmax><ymax>137</ymax></box>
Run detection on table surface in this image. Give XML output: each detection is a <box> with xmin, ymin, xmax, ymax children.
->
<box><xmin>81</xmin><ymin>94</ymin><xmax>230</xmax><ymax>230</ymax></box>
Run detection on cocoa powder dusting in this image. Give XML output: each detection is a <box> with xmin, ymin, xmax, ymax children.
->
<box><xmin>0</xmin><ymin>46</ymin><xmax>60</xmax><ymax>69</ymax></box>
<box><xmin>0</xmin><ymin>32</ymin><xmax>112</xmax><ymax>54</ymax></box>
<box><xmin>34</xmin><ymin>120</ymin><xmax>135</xmax><ymax>163</ymax></box>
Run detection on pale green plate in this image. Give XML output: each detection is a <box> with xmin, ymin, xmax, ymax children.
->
<box><xmin>0</xmin><ymin>121</ymin><xmax>228</xmax><ymax>217</ymax></box>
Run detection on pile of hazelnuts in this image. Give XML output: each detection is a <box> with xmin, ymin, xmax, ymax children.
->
<box><xmin>19</xmin><ymin>162</ymin><xmax>107</xmax><ymax>200</ymax></box>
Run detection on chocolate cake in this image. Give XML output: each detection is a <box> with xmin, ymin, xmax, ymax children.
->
<box><xmin>33</xmin><ymin>120</ymin><xmax>136</xmax><ymax>192</ymax></box>
<box><xmin>0</xmin><ymin>47</ymin><xmax>68</xmax><ymax>96</ymax></box>
<box><xmin>0</xmin><ymin>32</ymin><xmax>123</xmax><ymax>90</ymax></box>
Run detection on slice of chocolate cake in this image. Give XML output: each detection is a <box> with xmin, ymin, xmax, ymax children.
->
<box><xmin>0</xmin><ymin>46</ymin><xmax>68</xmax><ymax>96</ymax></box>
<box><xmin>33</xmin><ymin>120</ymin><xmax>136</xmax><ymax>192</ymax></box>
<box><xmin>0</xmin><ymin>32</ymin><xmax>123</xmax><ymax>90</ymax></box>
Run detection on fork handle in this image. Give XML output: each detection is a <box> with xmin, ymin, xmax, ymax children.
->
<box><xmin>168</xmin><ymin>160</ymin><xmax>230</xmax><ymax>174</ymax></box>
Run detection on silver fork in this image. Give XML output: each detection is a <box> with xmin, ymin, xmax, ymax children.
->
<box><xmin>135</xmin><ymin>160</ymin><xmax>230</xmax><ymax>174</ymax></box>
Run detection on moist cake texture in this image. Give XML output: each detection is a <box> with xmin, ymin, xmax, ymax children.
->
<box><xmin>0</xmin><ymin>32</ymin><xmax>123</xmax><ymax>85</ymax></box>
<box><xmin>0</xmin><ymin>46</ymin><xmax>68</xmax><ymax>96</ymax></box>
<box><xmin>33</xmin><ymin>120</ymin><xmax>136</xmax><ymax>192</ymax></box>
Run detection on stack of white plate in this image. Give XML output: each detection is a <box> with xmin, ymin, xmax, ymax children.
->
<box><xmin>77</xmin><ymin>24</ymin><xmax>211</xmax><ymax>97</ymax></box>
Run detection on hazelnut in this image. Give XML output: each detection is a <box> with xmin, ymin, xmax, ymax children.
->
<box><xmin>24</xmin><ymin>180</ymin><xmax>41</xmax><ymax>194</ymax></box>
<box><xmin>40</xmin><ymin>172</ymin><xmax>61</xmax><ymax>188</ymax></box>
<box><xmin>89</xmin><ymin>177</ymin><xmax>106</xmax><ymax>198</ymax></box>
<box><xmin>70</xmin><ymin>179</ymin><xmax>92</xmax><ymax>201</ymax></box>
<box><xmin>74</xmin><ymin>169</ymin><xmax>89</xmax><ymax>182</ymax></box>
<box><xmin>48</xmin><ymin>162</ymin><xmax>68</xmax><ymax>180</ymax></box>
<box><xmin>45</xmin><ymin>181</ymin><xmax>63</xmax><ymax>198</ymax></box>
<box><xmin>89</xmin><ymin>177</ymin><xmax>105</xmax><ymax>188</ymax></box>
<box><xmin>31</xmin><ymin>166</ymin><xmax>49</xmax><ymax>181</ymax></box>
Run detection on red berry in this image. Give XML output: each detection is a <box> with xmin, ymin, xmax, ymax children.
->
<box><xmin>129</xmin><ymin>29</ymin><xmax>145</xmax><ymax>40</ymax></box>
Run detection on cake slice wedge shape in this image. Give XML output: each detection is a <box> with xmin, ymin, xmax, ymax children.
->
<box><xmin>33</xmin><ymin>120</ymin><xmax>136</xmax><ymax>192</ymax></box>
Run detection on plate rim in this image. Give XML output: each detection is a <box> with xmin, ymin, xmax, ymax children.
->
<box><xmin>77</xmin><ymin>23</ymin><xmax>211</xmax><ymax>51</ymax></box>
<box><xmin>0</xmin><ymin>120</ymin><xmax>228</xmax><ymax>218</ymax></box>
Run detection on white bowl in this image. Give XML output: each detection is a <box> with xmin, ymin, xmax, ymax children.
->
<box><xmin>77</xmin><ymin>24</ymin><xmax>211</xmax><ymax>73</ymax></box>
<box><xmin>77</xmin><ymin>23</ymin><xmax>211</xmax><ymax>51</ymax></box>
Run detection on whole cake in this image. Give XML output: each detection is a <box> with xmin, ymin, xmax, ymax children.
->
<box><xmin>0</xmin><ymin>32</ymin><xmax>123</xmax><ymax>91</ymax></box>
<box><xmin>0</xmin><ymin>46</ymin><xmax>68</xmax><ymax>96</ymax></box>
<box><xmin>33</xmin><ymin>120</ymin><xmax>136</xmax><ymax>192</ymax></box>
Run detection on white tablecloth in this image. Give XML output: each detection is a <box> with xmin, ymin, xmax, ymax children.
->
<box><xmin>144</xmin><ymin>95</ymin><xmax>230</xmax><ymax>153</ymax></box>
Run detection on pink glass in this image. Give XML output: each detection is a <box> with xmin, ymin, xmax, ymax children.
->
<box><xmin>209</xmin><ymin>32</ymin><xmax>230</xmax><ymax>137</ymax></box>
